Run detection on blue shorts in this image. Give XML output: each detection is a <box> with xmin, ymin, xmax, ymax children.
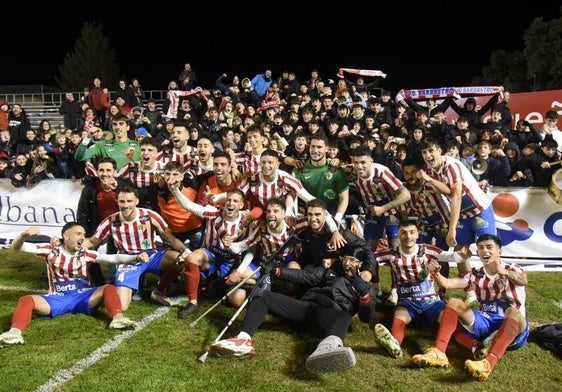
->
<box><xmin>363</xmin><ymin>215</ymin><xmax>400</xmax><ymax>241</ymax></box>
<box><xmin>462</xmin><ymin>310</ymin><xmax>529</xmax><ymax>350</ymax></box>
<box><xmin>455</xmin><ymin>206</ymin><xmax>496</xmax><ymax>246</ymax></box>
<box><xmin>114</xmin><ymin>250</ymin><xmax>165</xmax><ymax>290</ymax></box>
<box><xmin>201</xmin><ymin>248</ymin><xmax>260</xmax><ymax>280</ymax></box>
<box><xmin>397</xmin><ymin>298</ymin><xmax>446</xmax><ymax>324</ymax></box>
<box><xmin>42</xmin><ymin>280</ymin><xmax>98</xmax><ymax>318</ymax></box>
<box><xmin>418</xmin><ymin>226</ymin><xmax>448</xmax><ymax>250</ymax></box>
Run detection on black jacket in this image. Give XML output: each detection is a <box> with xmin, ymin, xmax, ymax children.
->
<box><xmin>298</xmin><ymin>226</ymin><xmax>377</xmax><ymax>278</ymax></box>
<box><xmin>279</xmin><ymin>265</ymin><xmax>375</xmax><ymax>322</ymax></box>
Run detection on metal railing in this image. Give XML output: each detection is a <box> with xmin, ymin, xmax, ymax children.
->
<box><xmin>1</xmin><ymin>90</ymin><xmax>168</xmax><ymax>129</ymax></box>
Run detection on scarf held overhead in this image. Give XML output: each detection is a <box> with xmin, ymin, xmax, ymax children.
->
<box><xmin>395</xmin><ymin>86</ymin><xmax>504</xmax><ymax>102</ymax></box>
<box><xmin>337</xmin><ymin>68</ymin><xmax>387</xmax><ymax>79</ymax></box>
<box><xmin>166</xmin><ymin>88</ymin><xmax>208</xmax><ymax>119</ymax></box>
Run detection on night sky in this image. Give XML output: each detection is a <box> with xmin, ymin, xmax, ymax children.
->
<box><xmin>3</xmin><ymin>3</ymin><xmax>560</xmax><ymax>94</ymax></box>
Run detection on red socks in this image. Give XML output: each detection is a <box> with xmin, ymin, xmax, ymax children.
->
<box><xmin>487</xmin><ymin>317</ymin><xmax>519</xmax><ymax>369</ymax></box>
<box><xmin>391</xmin><ymin>318</ymin><xmax>406</xmax><ymax>345</ymax></box>
<box><xmin>103</xmin><ymin>285</ymin><xmax>123</xmax><ymax>317</ymax></box>
<box><xmin>435</xmin><ymin>306</ymin><xmax>458</xmax><ymax>352</ymax></box>
<box><xmin>11</xmin><ymin>295</ymin><xmax>35</xmax><ymax>331</ymax></box>
<box><xmin>183</xmin><ymin>262</ymin><xmax>200</xmax><ymax>301</ymax></box>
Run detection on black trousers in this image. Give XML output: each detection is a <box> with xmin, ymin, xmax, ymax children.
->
<box><xmin>241</xmin><ymin>291</ymin><xmax>352</xmax><ymax>341</ymax></box>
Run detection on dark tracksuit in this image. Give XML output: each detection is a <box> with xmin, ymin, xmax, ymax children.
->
<box><xmin>240</xmin><ymin>265</ymin><xmax>376</xmax><ymax>340</ymax></box>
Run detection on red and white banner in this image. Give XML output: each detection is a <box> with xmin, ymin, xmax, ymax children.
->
<box><xmin>337</xmin><ymin>68</ymin><xmax>387</xmax><ymax>79</ymax></box>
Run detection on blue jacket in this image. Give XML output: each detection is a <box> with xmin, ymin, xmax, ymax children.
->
<box><xmin>250</xmin><ymin>73</ymin><xmax>272</xmax><ymax>98</ymax></box>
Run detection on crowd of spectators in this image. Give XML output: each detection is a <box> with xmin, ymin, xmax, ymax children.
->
<box><xmin>0</xmin><ymin>66</ymin><xmax>560</xmax><ymax>192</ymax></box>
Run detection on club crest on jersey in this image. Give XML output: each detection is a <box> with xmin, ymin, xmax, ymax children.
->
<box><xmin>472</xmin><ymin>268</ymin><xmax>485</xmax><ymax>278</ymax></box>
<box><xmin>139</xmin><ymin>215</ymin><xmax>150</xmax><ymax>222</ymax></box>
<box><xmin>325</xmin><ymin>171</ymin><xmax>333</xmax><ymax>180</ymax></box>
<box><xmin>112</xmin><ymin>220</ymin><xmax>122</xmax><ymax>227</ymax></box>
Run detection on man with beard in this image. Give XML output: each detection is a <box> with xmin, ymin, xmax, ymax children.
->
<box><xmin>296</xmin><ymin>199</ymin><xmax>376</xmax><ymax>287</ymax></box>
<box><xmin>156</xmin><ymin>124</ymin><xmax>197</xmax><ymax>173</ymax></box>
<box><xmin>82</xmin><ymin>185</ymin><xmax>188</xmax><ymax>310</ymax></box>
<box><xmin>196</xmin><ymin>150</ymin><xmax>241</xmax><ymax>206</ymax></box>
<box><xmin>190</xmin><ymin>137</ymin><xmax>215</xmax><ymax>175</ymax></box>
<box><xmin>293</xmin><ymin>133</ymin><xmax>349</xmax><ymax>227</ymax></box>
<box><xmin>77</xmin><ymin>157</ymin><xmax>133</xmax><ymax>286</ymax></box>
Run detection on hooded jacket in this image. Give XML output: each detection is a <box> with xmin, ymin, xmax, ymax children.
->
<box><xmin>495</xmin><ymin>142</ymin><xmax>534</xmax><ymax>186</ymax></box>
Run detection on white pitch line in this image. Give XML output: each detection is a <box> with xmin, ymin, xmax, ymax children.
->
<box><xmin>34</xmin><ymin>304</ymin><xmax>178</xmax><ymax>392</ymax></box>
<box><xmin>0</xmin><ymin>285</ymin><xmax>47</xmax><ymax>294</ymax></box>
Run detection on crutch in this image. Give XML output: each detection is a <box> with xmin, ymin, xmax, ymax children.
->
<box><xmin>189</xmin><ymin>265</ymin><xmax>261</xmax><ymax>328</ymax></box>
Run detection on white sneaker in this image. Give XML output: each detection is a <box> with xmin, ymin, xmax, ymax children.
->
<box><xmin>209</xmin><ymin>337</ymin><xmax>255</xmax><ymax>357</ymax></box>
<box><xmin>374</xmin><ymin>323</ymin><xmax>403</xmax><ymax>358</ymax></box>
<box><xmin>109</xmin><ymin>316</ymin><xmax>137</xmax><ymax>330</ymax></box>
<box><xmin>305</xmin><ymin>335</ymin><xmax>356</xmax><ymax>373</ymax></box>
<box><xmin>151</xmin><ymin>289</ymin><xmax>176</xmax><ymax>306</ymax></box>
<box><xmin>0</xmin><ymin>330</ymin><xmax>24</xmax><ymax>345</ymax></box>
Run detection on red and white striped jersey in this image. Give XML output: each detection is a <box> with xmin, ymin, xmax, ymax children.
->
<box><xmin>30</xmin><ymin>243</ymin><xmax>100</xmax><ymax>294</ymax></box>
<box><xmin>425</xmin><ymin>155</ymin><xmax>491</xmax><ymax>219</ymax></box>
<box><xmin>465</xmin><ymin>263</ymin><xmax>527</xmax><ymax>317</ymax></box>
<box><xmin>405</xmin><ymin>181</ymin><xmax>450</xmax><ymax>229</ymax></box>
<box><xmin>238</xmin><ymin>170</ymin><xmax>304</xmax><ymax>208</ymax></box>
<box><xmin>243</xmin><ymin>217</ymin><xmax>308</xmax><ymax>257</ymax></box>
<box><xmin>376</xmin><ymin>244</ymin><xmax>452</xmax><ymax>301</ymax></box>
<box><xmin>157</xmin><ymin>146</ymin><xmax>197</xmax><ymax>172</ymax></box>
<box><xmin>116</xmin><ymin>161</ymin><xmax>165</xmax><ymax>188</ymax></box>
<box><xmin>189</xmin><ymin>160</ymin><xmax>213</xmax><ymax>176</ymax></box>
<box><xmin>354</xmin><ymin>163</ymin><xmax>405</xmax><ymax>215</ymax></box>
<box><xmin>199</xmin><ymin>206</ymin><xmax>251</xmax><ymax>251</ymax></box>
<box><xmin>93</xmin><ymin>208</ymin><xmax>168</xmax><ymax>254</ymax></box>
<box><xmin>234</xmin><ymin>151</ymin><xmax>261</xmax><ymax>177</ymax></box>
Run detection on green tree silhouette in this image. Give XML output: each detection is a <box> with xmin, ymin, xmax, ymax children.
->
<box><xmin>55</xmin><ymin>22</ymin><xmax>119</xmax><ymax>92</ymax></box>
<box><xmin>474</xmin><ymin>8</ymin><xmax>562</xmax><ymax>92</ymax></box>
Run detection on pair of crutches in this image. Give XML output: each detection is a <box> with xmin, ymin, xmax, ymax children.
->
<box><xmin>194</xmin><ymin>233</ymin><xmax>300</xmax><ymax>362</ymax></box>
